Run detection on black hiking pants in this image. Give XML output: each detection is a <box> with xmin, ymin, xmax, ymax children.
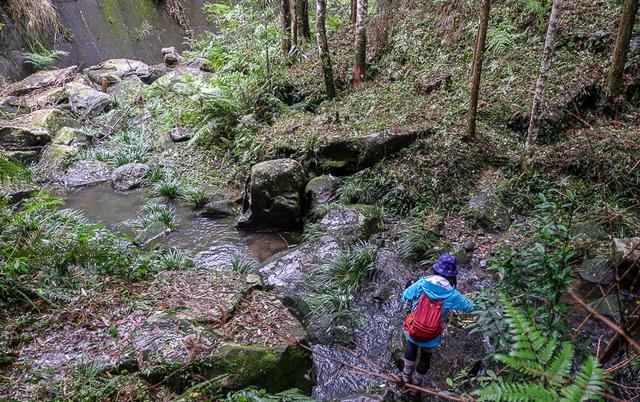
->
<box><xmin>404</xmin><ymin>341</ymin><xmax>432</xmax><ymax>374</ymax></box>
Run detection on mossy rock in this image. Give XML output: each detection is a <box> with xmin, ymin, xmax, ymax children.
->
<box><xmin>0</xmin><ymin>109</ymin><xmax>78</xmax><ymax>149</ymax></box>
<box><xmin>467</xmin><ymin>191</ymin><xmax>510</xmax><ymax>232</ymax></box>
<box><xmin>318</xmin><ymin>204</ymin><xmax>382</xmax><ymax>244</ymax></box>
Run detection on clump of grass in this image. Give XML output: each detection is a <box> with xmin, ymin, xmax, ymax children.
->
<box><xmin>230</xmin><ymin>255</ymin><xmax>257</xmax><ymax>275</ymax></box>
<box><xmin>139</xmin><ymin>201</ymin><xmax>179</xmax><ymax>230</ymax></box>
<box><xmin>151</xmin><ymin>177</ymin><xmax>182</xmax><ymax>200</ymax></box>
<box><xmin>145</xmin><ymin>166</ymin><xmax>168</xmax><ymax>184</ymax></box>
<box><xmin>6</xmin><ymin>0</ymin><xmax>64</xmax><ymax>39</ymax></box>
<box><xmin>182</xmin><ymin>187</ymin><xmax>209</xmax><ymax>208</ymax></box>
<box><xmin>397</xmin><ymin>213</ymin><xmax>443</xmax><ymax>261</ymax></box>
<box><xmin>158</xmin><ymin>249</ymin><xmax>194</xmax><ymax>270</ymax></box>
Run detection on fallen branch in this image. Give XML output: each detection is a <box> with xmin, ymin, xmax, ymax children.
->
<box><xmin>568</xmin><ymin>289</ymin><xmax>640</xmax><ymax>353</ymax></box>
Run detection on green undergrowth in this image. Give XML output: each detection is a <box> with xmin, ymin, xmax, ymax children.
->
<box><xmin>0</xmin><ymin>193</ymin><xmax>194</xmax><ymax>311</ymax></box>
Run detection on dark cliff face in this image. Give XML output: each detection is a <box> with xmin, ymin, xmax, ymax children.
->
<box><xmin>0</xmin><ymin>0</ymin><xmax>213</xmax><ymax>80</ymax></box>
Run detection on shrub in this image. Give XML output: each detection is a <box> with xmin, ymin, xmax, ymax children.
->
<box><xmin>396</xmin><ymin>213</ymin><xmax>443</xmax><ymax>261</ymax></box>
<box><xmin>151</xmin><ymin>177</ymin><xmax>182</xmax><ymax>200</ymax></box>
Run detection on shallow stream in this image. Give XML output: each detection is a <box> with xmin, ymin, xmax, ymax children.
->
<box><xmin>59</xmin><ymin>183</ymin><xmax>297</xmax><ymax>263</ymax></box>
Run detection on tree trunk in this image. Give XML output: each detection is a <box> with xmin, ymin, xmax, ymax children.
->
<box><xmin>353</xmin><ymin>0</ymin><xmax>368</xmax><ymax>86</ymax></box>
<box><xmin>523</xmin><ymin>0</ymin><xmax>563</xmax><ymax>156</ymax></box>
<box><xmin>350</xmin><ymin>0</ymin><xmax>357</xmax><ymax>24</ymax></box>
<box><xmin>607</xmin><ymin>0</ymin><xmax>640</xmax><ymax>103</ymax></box>
<box><xmin>291</xmin><ymin>0</ymin><xmax>299</xmax><ymax>50</ymax></box>
<box><xmin>302</xmin><ymin>0</ymin><xmax>311</xmax><ymax>39</ymax></box>
<box><xmin>316</xmin><ymin>0</ymin><xmax>337</xmax><ymax>98</ymax></box>
<box><xmin>280</xmin><ymin>0</ymin><xmax>291</xmax><ymax>54</ymax></box>
<box><xmin>466</xmin><ymin>0</ymin><xmax>491</xmax><ymax>139</ymax></box>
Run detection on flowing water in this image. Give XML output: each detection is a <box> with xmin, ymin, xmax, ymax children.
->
<box><xmin>59</xmin><ymin>183</ymin><xmax>298</xmax><ymax>263</ymax></box>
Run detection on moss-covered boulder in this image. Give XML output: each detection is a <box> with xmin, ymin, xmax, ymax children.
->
<box><xmin>237</xmin><ymin>159</ymin><xmax>307</xmax><ymax>230</ymax></box>
<box><xmin>53</xmin><ymin>127</ymin><xmax>90</xmax><ymax>147</ymax></box>
<box><xmin>467</xmin><ymin>190</ymin><xmax>511</xmax><ymax>231</ymax></box>
<box><xmin>111</xmin><ymin>162</ymin><xmax>150</xmax><ymax>191</ymax></box>
<box><xmin>0</xmin><ymin>109</ymin><xmax>77</xmax><ymax>150</ymax></box>
<box><xmin>64</xmin><ymin>82</ymin><xmax>113</xmax><ymax>118</ymax></box>
<box><xmin>318</xmin><ymin>128</ymin><xmax>429</xmax><ymax>173</ymax></box>
<box><xmin>318</xmin><ymin>204</ymin><xmax>382</xmax><ymax>243</ymax></box>
<box><xmin>305</xmin><ymin>174</ymin><xmax>339</xmax><ymax>212</ymax></box>
<box><xmin>107</xmin><ymin>75</ymin><xmax>146</xmax><ymax>105</ymax></box>
<box><xmin>39</xmin><ymin>144</ymin><xmax>78</xmax><ymax>179</ymax></box>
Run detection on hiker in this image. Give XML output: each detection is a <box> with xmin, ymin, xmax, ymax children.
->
<box><xmin>401</xmin><ymin>253</ymin><xmax>475</xmax><ymax>391</ymax></box>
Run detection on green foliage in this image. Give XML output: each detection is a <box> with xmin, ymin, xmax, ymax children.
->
<box><xmin>338</xmin><ymin>163</ymin><xmax>421</xmax><ymax>216</ymax></box>
<box><xmin>496</xmin><ymin>170</ymin><xmax>554</xmax><ymax>213</ymax></box>
<box><xmin>76</xmin><ymin>128</ymin><xmax>151</xmax><ymax>168</ymax></box>
<box><xmin>396</xmin><ymin>213</ymin><xmax>443</xmax><ymax>261</ymax></box>
<box><xmin>182</xmin><ymin>187</ymin><xmax>209</xmax><ymax>208</ymax></box>
<box><xmin>476</xmin><ymin>298</ymin><xmax>606</xmax><ymax>402</ymax></box>
<box><xmin>0</xmin><ymin>155</ymin><xmax>31</xmax><ymax>184</ymax></box>
<box><xmin>0</xmin><ymin>193</ymin><xmax>178</xmax><ymax>309</ymax></box>
<box><xmin>137</xmin><ymin>201</ymin><xmax>179</xmax><ymax>230</ymax></box>
<box><xmin>22</xmin><ymin>49</ymin><xmax>68</xmax><ymax>71</ymax></box>
<box><xmin>150</xmin><ymin>177</ymin><xmax>182</xmax><ymax>200</ymax></box>
<box><xmin>225</xmin><ymin>387</ymin><xmax>315</xmax><ymax>402</ymax></box>
<box><xmin>158</xmin><ymin>249</ymin><xmax>195</xmax><ymax>270</ymax></box>
<box><xmin>308</xmin><ymin>242</ymin><xmax>379</xmax><ymax>319</ymax></box>
<box><xmin>230</xmin><ymin>255</ymin><xmax>257</xmax><ymax>275</ymax></box>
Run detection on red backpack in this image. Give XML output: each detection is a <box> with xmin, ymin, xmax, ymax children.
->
<box><xmin>404</xmin><ymin>294</ymin><xmax>444</xmax><ymax>342</ymax></box>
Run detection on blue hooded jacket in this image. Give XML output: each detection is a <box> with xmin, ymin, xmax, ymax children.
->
<box><xmin>402</xmin><ymin>275</ymin><xmax>475</xmax><ymax>348</ymax></box>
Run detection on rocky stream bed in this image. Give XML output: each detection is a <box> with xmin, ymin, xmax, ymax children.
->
<box><xmin>2</xmin><ymin>54</ymin><xmax>638</xmax><ymax>401</ymax></box>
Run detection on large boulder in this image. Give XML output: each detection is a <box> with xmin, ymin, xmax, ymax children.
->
<box><xmin>0</xmin><ymin>86</ymin><xmax>67</xmax><ymax>114</ymax></box>
<box><xmin>237</xmin><ymin>159</ymin><xmax>307</xmax><ymax>230</ymax></box>
<box><xmin>305</xmin><ymin>174</ymin><xmax>340</xmax><ymax>212</ymax></box>
<box><xmin>84</xmin><ymin>59</ymin><xmax>151</xmax><ymax>84</ymax></box>
<box><xmin>39</xmin><ymin>144</ymin><xmax>78</xmax><ymax>180</ymax></box>
<box><xmin>467</xmin><ymin>191</ymin><xmax>511</xmax><ymax>231</ymax></box>
<box><xmin>64</xmin><ymin>82</ymin><xmax>113</xmax><ymax>118</ymax></box>
<box><xmin>111</xmin><ymin>163</ymin><xmax>150</xmax><ymax>191</ymax></box>
<box><xmin>318</xmin><ymin>128</ymin><xmax>429</xmax><ymax>173</ymax></box>
<box><xmin>0</xmin><ymin>109</ymin><xmax>77</xmax><ymax>150</ymax></box>
<box><xmin>259</xmin><ymin>235</ymin><xmax>342</xmax><ymax>291</ymax></box>
<box><xmin>318</xmin><ymin>205</ymin><xmax>382</xmax><ymax>243</ymax></box>
<box><xmin>107</xmin><ymin>75</ymin><xmax>146</xmax><ymax>105</ymax></box>
<box><xmin>1</xmin><ymin>66</ymin><xmax>78</xmax><ymax>97</ymax></box>
<box><xmin>52</xmin><ymin>127</ymin><xmax>90</xmax><ymax>147</ymax></box>
<box><xmin>64</xmin><ymin>160</ymin><xmax>111</xmax><ymax>187</ymax></box>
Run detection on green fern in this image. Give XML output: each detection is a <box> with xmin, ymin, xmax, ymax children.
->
<box><xmin>476</xmin><ymin>298</ymin><xmax>607</xmax><ymax>402</ymax></box>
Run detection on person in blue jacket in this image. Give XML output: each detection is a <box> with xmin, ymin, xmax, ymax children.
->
<box><xmin>401</xmin><ymin>253</ymin><xmax>475</xmax><ymax>390</ymax></box>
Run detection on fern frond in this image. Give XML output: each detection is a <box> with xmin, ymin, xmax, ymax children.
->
<box><xmin>560</xmin><ymin>356</ymin><xmax>605</xmax><ymax>402</ymax></box>
<box><xmin>546</xmin><ymin>342</ymin><xmax>574</xmax><ymax>385</ymax></box>
<box><xmin>477</xmin><ymin>381</ymin><xmax>558</xmax><ymax>401</ymax></box>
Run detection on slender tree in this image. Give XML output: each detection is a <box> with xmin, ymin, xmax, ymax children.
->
<box><xmin>467</xmin><ymin>0</ymin><xmax>491</xmax><ymax>139</ymax></box>
<box><xmin>302</xmin><ymin>0</ymin><xmax>311</xmax><ymax>40</ymax></box>
<box><xmin>280</xmin><ymin>0</ymin><xmax>292</xmax><ymax>54</ymax></box>
<box><xmin>353</xmin><ymin>0</ymin><xmax>368</xmax><ymax>86</ymax></box>
<box><xmin>350</xmin><ymin>0</ymin><xmax>357</xmax><ymax>24</ymax></box>
<box><xmin>291</xmin><ymin>0</ymin><xmax>299</xmax><ymax>50</ymax></box>
<box><xmin>523</xmin><ymin>0</ymin><xmax>563</xmax><ymax>155</ymax></box>
<box><xmin>607</xmin><ymin>0</ymin><xmax>640</xmax><ymax>103</ymax></box>
<box><xmin>316</xmin><ymin>0</ymin><xmax>337</xmax><ymax>98</ymax></box>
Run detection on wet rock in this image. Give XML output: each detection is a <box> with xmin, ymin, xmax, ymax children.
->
<box><xmin>53</xmin><ymin>127</ymin><xmax>90</xmax><ymax>147</ymax></box>
<box><xmin>260</xmin><ymin>235</ymin><xmax>341</xmax><ymax>291</ymax></box>
<box><xmin>201</xmin><ymin>198</ymin><xmax>235</xmax><ymax>217</ymax></box>
<box><xmin>164</xmin><ymin>52</ymin><xmax>181</xmax><ymax>68</ymax></box>
<box><xmin>613</xmin><ymin>237</ymin><xmax>640</xmax><ymax>289</ymax></box>
<box><xmin>318</xmin><ymin>204</ymin><xmax>382</xmax><ymax>243</ymax></box>
<box><xmin>467</xmin><ymin>191</ymin><xmax>510</xmax><ymax>231</ymax></box>
<box><xmin>169</xmin><ymin>127</ymin><xmax>191</xmax><ymax>142</ymax></box>
<box><xmin>0</xmin><ymin>109</ymin><xmax>77</xmax><ymax>150</ymax></box>
<box><xmin>107</xmin><ymin>75</ymin><xmax>145</xmax><ymax>105</ymax></box>
<box><xmin>578</xmin><ymin>255</ymin><xmax>614</xmax><ymax>285</ymax></box>
<box><xmin>195</xmin><ymin>241</ymin><xmax>255</xmax><ymax>271</ymax></box>
<box><xmin>463</xmin><ymin>240</ymin><xmax>476</xmax><ymax>251</ymax></box>
<box><xmin>134</xmin><ymin>222</ymin><xmax>168</xmax><ymax>247</ymax></box>
<box><xmin>84</xmin><ymin>59</ymin><xmax>151</xmax><ymax>84</ymax></box>
<box><xmin>237</xmin><ymin>159</ymin><xmax>307</xmax><ymax>230</ymax></box>
<box><xmin>64</xmin><ymin>82</ymin><xmax>113</xmax><ymax>118</ymax></box>
<box><xmin>111</xmin><ymin>163</ymin><xmax>150</xmax><ymax>191</ymax></box>
<box><xmin>64</xmin><ymin>160</ymin><xmax>111</xmax><ymax>187</ymax></box>
<box><xmin>305</xmin><ymin>174</ymin><xmax>339</xmax><ymax>212</ymax></box>
<box><xmin>318</xmin><ymin>128</ymin><xmax>430</xmax><ymax>173</ymax></box>
<box><xmin>1</xmin><ymin>66</ymin><xmax>77</xmax><ymax>96</ymax></box>
<box><xmin>306</xmin><ymin>311</ymin><xmax>356</xmax><ymax>346</ymax></box>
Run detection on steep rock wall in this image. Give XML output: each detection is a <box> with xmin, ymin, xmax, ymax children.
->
<box><xmin>0</xmin><ymin>0</ymin><xmax>212</xmax><ymax>80</ymax></box>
